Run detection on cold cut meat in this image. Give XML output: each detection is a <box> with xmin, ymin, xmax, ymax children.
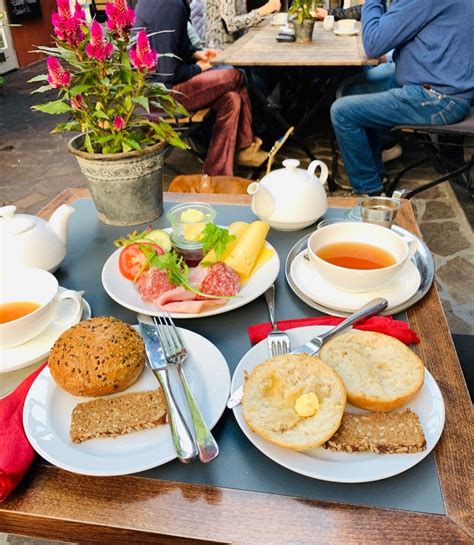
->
<box><xmin>198</xmin><ymin>262</ymin><xmax>240</xmax><ymax>298</ymax></box>
<box><xmin>137</xmin><ymin>269</ymin><xmax>176</xmax><ymax>302</ymax></box>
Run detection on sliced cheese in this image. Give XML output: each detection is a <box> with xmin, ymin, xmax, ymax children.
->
<box><xmin>201</xmin><ymin>222</ymin><xmax>249</xmax><ymax>264</ymax></box>
<box><xmin>249</xmin><ymin>245</ymin><xmax>276</xmax><ymax>278</ymax></box>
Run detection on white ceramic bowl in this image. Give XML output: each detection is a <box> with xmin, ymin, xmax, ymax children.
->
<box><xmin>307</xmin><ymin>222</ymin><xmax>418</xmax><ymax>293</ymax></box>
<box><xmin>0</xmin><ymin>267</ymin><xmax>83</xmax><ymax>348</ymax></box>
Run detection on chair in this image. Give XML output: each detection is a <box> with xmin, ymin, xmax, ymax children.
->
<box><xmin>90</xmin><ymin>0</ymin><xmax>107</xmax><ymax>22</ymax></box>
<box><xmin>168</xmin><ymin>174</ymin><xmax>252</xmax><ymax>194</ymax></box>
<box><xmin>386</xmin><ymin>108</ymin><xmax>474</xmax><ymax>199</ymax></box>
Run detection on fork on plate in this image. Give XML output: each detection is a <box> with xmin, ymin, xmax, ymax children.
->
<box><xmin>153</xmin><ymin>314</ymin><xmax>219</xmax><ymax>463</ymax></box>
<box><xmin>264</xmin><ymin>284</ymin><xmax>290</xmax><ymax>357</ymax></box>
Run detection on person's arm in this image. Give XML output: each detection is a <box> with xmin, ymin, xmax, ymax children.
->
<box><xmin>187</xmin><ymin>21</ymin><xmax>202</xmax><ymax>49</ymax></box>
<box><xmin>219</xmin><ymin>1</ymin><xmax>262</xmax><ymax>35</ymax></box>
<box><xmin>329</xmin><ymin>5</ymin><xmax>362</xmax><ymax>21</ymax></box>
<box><xmin>362</xmin><ymin>0</ymin><xmax>431</xmax><ymax>59</ymax></box>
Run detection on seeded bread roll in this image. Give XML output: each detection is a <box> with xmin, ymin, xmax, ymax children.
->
<box><xmin>49</xmin><ymin>316</ymin><xmax>145</xmax><ymax>397</ymax></box>
<box><xmin>319</xmin><ymin>331</ymin><xmax>425</xmax><ymax>412</ymax></box>
<box><xmin>242</xmin><ymin>354</ymin><xmax>346</xmax><ymax>450</ymax></box>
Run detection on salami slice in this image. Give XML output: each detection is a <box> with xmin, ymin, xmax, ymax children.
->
<box><xmin>198</xmin><ymin>262</ymin><xmax>240</xmax><ymax>298</ymax></box>
<box><xmin>137</xmin><ymin>268</ymin><xmax>176</xmax><ymax>302</ymax></box>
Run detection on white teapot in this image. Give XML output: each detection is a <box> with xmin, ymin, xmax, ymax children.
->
<box><xmin>0</xmin><ymin>204</ymin><xmax>75</xmax><ymax>272</ymax></box>
<box><xmin>247</xmin><ymin>159</ymin><xmax>329</xmax><ymax>231</ymax></box>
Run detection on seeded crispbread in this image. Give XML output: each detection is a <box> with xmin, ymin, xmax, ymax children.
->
<box><xmin>319</xmin><ymin>331</ymin><xmax>425</xmax><ymax>411</ymax></box>
<box><xmin>70</xmin><ymin>388</ymin><xmax>167</xmax><ymax>443</ymax></box>
<box><xmin>49</xmin><ymin>316</ymin><xmax>145</xmax><ymax>397</ymax></box>
<box><xmin>323</xmin><ymin>410</ymin><xmax>426</xmax><ymax>454</ymax></box>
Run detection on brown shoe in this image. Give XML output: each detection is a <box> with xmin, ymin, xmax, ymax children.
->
<box><xmin>237</xmin><ymin>137</ymin><xmax>269</xmax><ymax>168</ymax></box>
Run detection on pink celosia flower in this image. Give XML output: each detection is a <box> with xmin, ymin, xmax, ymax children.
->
<box><xmin>106</xmin><ymin>0</ymin><xmax>135</xmax><ymax>35</ymax></box>
<box><xmin>52</xmin><ymin>0</ymin><xmax>85</xmax><ymax>47</ymax></box>
<box><xmin>70</xmin><ymin>94</ymin><xmax>85</xmax><ymax>109</ymax></box>
<box><xmin>47</xmin><ymin>56</ymin><xmax>72</xmax><ymax>88</ymax></box>
<box><xmin>129</xmin><ymin>31</ymin><xmax>157</xmax><ymax>72</ymax></box>
<box><xmin>113</xmin><ymin>115</ymin><xmax>126</xmax><ymax>130</ymax></box>
<box><xmin>85</xmin><ymin>21</ymin><xmax>114</xmax><ymax>62</ymax></box>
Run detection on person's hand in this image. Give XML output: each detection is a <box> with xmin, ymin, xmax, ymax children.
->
<box><xmin>193</xmin><ymin>49</ymin><xmax>220</xmax><ymax>62</ymax></box>
<box><xmin>312</xmin><ymin>7</ymin><xmax>328</xmax><ymax>20</ymax></box>
<box><xmin>196</xmin><ymin>60</ymin><xmax>212</xmax><ymax>72</ymax></box>
<box><xmin>204</xmin><ymin>48</ymin><xmax>219</xmax><ymax>60</ymax></box>
<box><xmin>258</xmin><ymin>0</ymin><xmax>281</xmax><ymax>17</ymax></box>
<box><xmin>378</xmin><ymin>55</ymin><xmax>388</xmax><ymax>63</ymax></box>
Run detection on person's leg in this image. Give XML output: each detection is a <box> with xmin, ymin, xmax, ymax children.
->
<box><xmin>330</xmin><ymin>85</ymin><xmax>470</xmax><ymax>194</ymax></box>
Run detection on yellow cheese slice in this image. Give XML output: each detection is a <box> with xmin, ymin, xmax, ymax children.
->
<box><xmin>248</xmin><ymin>246</ymin><xmax>275</xmax><ymax>278</ymax></box>
<box><xmin>201</xmin><ymin>222</ymin><xmax>249</xmax><ymax>264</ymax></box>
<box><xmin>224</xmin><ymin>221</ymin><xmax>270</xmax><ymax>281</ymax></box>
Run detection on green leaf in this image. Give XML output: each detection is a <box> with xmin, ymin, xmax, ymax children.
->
<box><xmin>93</xmin><ymin>110</ymin><xmax>109</xmax><ymax>120</ymax></box>
<box><xmin>28</xmin><ymin>74</ymin><xmax>49</xmax><ymax>83</ymax></box>
<box><xmin>123</xmin><ymin>138</ymin><xmax>141</xmax><ymax>150</ymax></box>
<box><xmin>32</xmin><ymin>100</ymin><xmax>72</xmax><ymax>114</ymax></box>
<box><xmin>201</xmin><ymin>224</ymin><xmax>236</xmax><ymax>260</ymax></box>
<box><xmin>132</xmin><ymin>95</ymin><xmax>150</xmax><ymax>113</ymax></box>
<box><xmin>69</xmin><ymin>85</ymin><xmax>91</xmax><ymax>97</ymax></box>
<box><xmin>32</xmin><ymin>85</ymin><xmax>53</xmax><ymax>94</ymax></box>
<box><xmin>84</xmin><ymin>133</ymin><xmax>94</xmax><ymax>154</ymax></box>
<box><xmin>122</xmin><ymin>142</ymin><xmax>132</xmax><ymax>153</ymax></box>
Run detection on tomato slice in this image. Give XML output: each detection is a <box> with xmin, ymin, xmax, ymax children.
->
<box><xmin>118</xmin><ymin>243</ymin><xmax>164</xmax><ymax>281</ymax></box>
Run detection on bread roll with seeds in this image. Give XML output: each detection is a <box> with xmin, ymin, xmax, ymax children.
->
<box><xmin>242</xmin><ymin>354</ymin><xmax>346</xmax><ymax>450</ymax></box>
<box><xmin>319</xmin><ymin>331</ymin><xmax>424</xmax><ymax>412</ymax></box>
<box><xmin>49</xmin><ymin>316</ymin><xmax>145</xmax><ymax>396</ymax></box>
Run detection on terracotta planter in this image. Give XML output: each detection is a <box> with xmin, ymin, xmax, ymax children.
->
<box><xmin>294</xmin><ymin>19</ymin><xmax>315</xmax><ymax>43</ymax></box>
<box><xmin>68</xmin><ymin>135</ymin><xmax>166</xmax><ymax>226</ymax></box>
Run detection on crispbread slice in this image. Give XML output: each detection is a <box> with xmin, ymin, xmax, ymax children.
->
<box><xmin>323</xmin><ymin>409</ymin><xmax>426</xmax><ymax>454</ymax></box>
<box><xmin>70</xmin><ymin>389</ymin><xmax>167</xmax><ymax>443</ymax></box>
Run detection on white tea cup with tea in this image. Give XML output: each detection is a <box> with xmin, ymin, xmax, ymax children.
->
<box><xmin>307</xmin><ymin>222</ymin><xmax>418</xmax><ymax>293</ymax></box>
<box><xmin>0</xmin><ymin>267</ymin><xmax>83</xmax><ymax>348</ymax></box>
<box><xmin>323</xmin><ymin>15</ymin><xmax>335</xmax><ymax>31</ymax></box>
<box><xmin>336</xmin><ymin>19</ymin><xmax>357</xmax><ymax>32</ymax></box>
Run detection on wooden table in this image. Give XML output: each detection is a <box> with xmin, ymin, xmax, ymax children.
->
<box><xmin>1</xmin><ymin>189</ymin><xmax>472</xmax><ymax>545</ymax></box>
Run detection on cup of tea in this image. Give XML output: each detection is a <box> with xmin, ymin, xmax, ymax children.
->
<box><xmin>0</xmin><ymin>267</ymin><xmax>83</xmax><ymax>348</ymax></box>
<box><xmin>323</xmin><ymin>15</ymin><xmax>335</xmax><ymax>31</ymax></box>
<box><xmin>273</xmin><ymin>12</ymin><xmax>288</xmax><ymax>26</ymax></box>
<box><xmin>359</xmin><ymin>196</ymin><xmax>400</xmax><ymax>228</ymax></box>
<box><xmin>307</xmin><ymin>222</ymin><xmax>418</xmax><ymax>293</ymax></box>
<box><xmin>337</xmin><ymin>19</ymin><xmax>357</xmax><ymax>32</ymax></box>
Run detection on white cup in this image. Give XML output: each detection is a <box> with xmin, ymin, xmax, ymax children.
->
<box><xmin>273</xmin><ymin>12</ymin><xmax>288</xmax><ymax>25</ymax></box>
<box><xmin>307</xmin><ymin>222</ymin><xmax>418</xmax><ymax>293</ymax></box>
<box><xmin>323</xmin><ymin>15</ymin><xmax>335</xmax><ymax>31</ymax></box>
<box><xmin>0</xmin><ymin>267</ymin><xmax>83</xmax><ymax>348</ymax></box>
<box><xmin>337</xmin><ymin>19</ymin><xmax>357</xmax><ymax>32</ymax></box>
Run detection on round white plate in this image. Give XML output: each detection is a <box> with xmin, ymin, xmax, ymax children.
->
<box><xmin>23</xmin><ymin>324</ymin><xmax>230</xmax><ymax>476</ymax></box>
<box><xmin>101</xmin><ymin>236</ymin><xmax>280</xmax><ymax>319</ymax></box>
<box><xmin>0</xmin><ymin>288</ymin><xmax>91</xmax><ymax>374</ymax></box>
<box><xmin>231</xmin><ymin>325</ymin><xmax>445</xmax><ymax>483</ymax></box>
<box><xmin>334</xmin><ymin>27</ymin><xmax>360</xmax><ymax>36</ymax></box>
<box><xmin>290</xmin><ymin>251</ymin><xmax>421</xmax><ymax>313</ymax></box>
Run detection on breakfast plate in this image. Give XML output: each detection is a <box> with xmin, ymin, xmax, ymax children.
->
<box><xmin>285</xmin><ymin>226</ymin><xmax>434</xmax><ymax>317</ymax></box>
<box><xmin>0</xmin><ymin>288</ymin><xmax>91</xmax><ymax>375</ymax></box>
<box><xmin>23</xmin><ymin>324</ymin><xmax>230</xmax><ymax>476</ymax></box>
<box><xmin>290</xmin><ymin>250</ymin><xmax>421</xmax><ymax>313</ymax></box>
<box><xmin>231</xmin><ymin>325</ymin><xmax>445</xmax><ymax>483</ymax></box>
<box><xmin>101</xmin><ymin>234</ymin><xmax>280</xmax><ymax>319</ymax></box>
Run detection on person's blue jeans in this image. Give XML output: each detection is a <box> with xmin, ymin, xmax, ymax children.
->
<box><xmin>330</xmin><ymin>83</ymin><xmax>471</xmax><ymax>194</ymax></box>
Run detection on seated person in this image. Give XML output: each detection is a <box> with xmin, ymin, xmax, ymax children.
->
<box><xmin>330</xmin><ymin>0</ymin><xmax>473</xmax><ymax>196</ymax></box>
<box><xmin>135</xmin><ymin>0</ymin><xmax>268</xmax><ymax>177</ymax></box>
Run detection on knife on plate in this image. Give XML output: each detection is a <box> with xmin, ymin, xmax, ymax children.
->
<box><xmin>138</xmin><ymin>319</ymin><xmax>198</xmax><ymax>463</ymax></box>
<box><xmin>226</xmin><ymin>298</ymin><xmax>388</xmax><ymax>409</ymax></box>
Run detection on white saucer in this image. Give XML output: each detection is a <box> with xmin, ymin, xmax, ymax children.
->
<box><xmin>0</xmin><ymin>288</ymin><xmax>91</xmax><ymax>375</ymax></box>
<box><xmin>334</xmin><ymin>28</ymin><xmax>360</xmax><ymax>36</ymax></box>
<box><xmin>290</xmin><ymin>251</ymin><xmax>421</xmax><ymax>313</ymax></box>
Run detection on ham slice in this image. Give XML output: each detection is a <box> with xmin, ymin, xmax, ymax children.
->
<box><xmin>155</xmin><ymin>286</ymin><xmax>227</xmax><ymax>313</ymax></box>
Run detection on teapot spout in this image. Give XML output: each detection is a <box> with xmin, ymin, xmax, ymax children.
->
<box><xmin>247</xmin><ymin>182</ymin><xmax>275</xmax><ymax>220</ymax></box>
<box><xmin>48</xmin><ymin>204</ymin><xmax>75</xmax><ymax>246</ymax></box>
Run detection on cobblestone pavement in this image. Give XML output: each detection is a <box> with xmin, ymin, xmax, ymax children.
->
<box><xmin>0</xmin><ymin>63</ymin><xmax>473</xmax><ymax>543</ymax></box>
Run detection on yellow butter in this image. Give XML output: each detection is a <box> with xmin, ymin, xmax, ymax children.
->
<box><xmin>180</xmin><ymin>208</ymin><xmax>206</xmax><ymax>240</ymax></box>
<box><xmin>294</xmin><ymin>392</ymin><xmax>319</xmax><ymax>417</ymax></box>
<box><xmin>180</xmin><ymin>208</ymin><xmax>206</xmax><ymax>222</ymax></box>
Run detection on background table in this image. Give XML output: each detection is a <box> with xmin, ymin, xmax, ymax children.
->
<box><xmin>0</xmin><ymin>190</ymin><xmax>472</xmax><ymax>544</ymax></box>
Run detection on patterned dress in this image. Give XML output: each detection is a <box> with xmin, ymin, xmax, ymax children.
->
<box><xmin>203</xmin><ymin>0</ymin><xmax>263</xmax><ymax>48</ymax></box>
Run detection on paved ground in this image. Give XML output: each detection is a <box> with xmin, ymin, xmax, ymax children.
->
<box><xmin>0</xmin><ymin>62</ymin><xmax>473</xmax><ymax>544</ymax></box>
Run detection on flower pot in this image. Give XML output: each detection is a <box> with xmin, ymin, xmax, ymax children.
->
<box><xmin>294</xmin><ymin>19</ymin><xmax>315</xmax><ymax>43</ymax></box>
<box><xmin>68</xmin><ymin>135</ymin><xmax>165</xmax><ymax>226</ymax></box>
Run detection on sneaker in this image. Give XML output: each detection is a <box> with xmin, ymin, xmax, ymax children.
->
<box><xmin>382</xmin><ymin>144</ymin><xmax>402</xmax><ymax>163</ymax></box>
<box><xmin>237</xmin><ymin>137</ymin><xmax>269</xmax><ymax>168</ymax></box>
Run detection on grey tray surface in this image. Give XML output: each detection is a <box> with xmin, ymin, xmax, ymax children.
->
<box><xmin>285</xmin><ymin>225</ymin><xmax>435</xmax><ymax>317</ymax></box>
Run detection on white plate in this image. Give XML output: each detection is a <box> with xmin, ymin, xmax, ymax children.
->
<box><xmin>334</xmin><ymin>27</ymin><xmax>360</xmax><ymax>36</ymax></box>
<box><xmin>290</xmin><ymin>251</ymin><xmax>421</xmax><ymax>313</ymax></box>
<box><xmin>231</xmin><ymin>326</ymin><xmax>445</xmax><ymax>483</ymax></box>
<box><xmin>101</xmin><ymin>235</ymin><xmax>280</xmax><ymax>319</ymax></box>
<box><xmin>0</xmin><ymin>288</ymin><xmax>91</xmax><ymax>374</ymax></box>
<box><xmin>23</xmin><ymin>323</ymin><xmax>230</xmax><ymax>476</ymax></box>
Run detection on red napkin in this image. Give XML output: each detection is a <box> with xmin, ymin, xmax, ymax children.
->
<box><xmin>248</xmin><ymin>316</ymin><xmax>419</xmax><ymax>345</ymax></box>
<box><xmin>0</xmin><ymin>362</ymin><xmax>47</xmax><ymax>503</ymax></box>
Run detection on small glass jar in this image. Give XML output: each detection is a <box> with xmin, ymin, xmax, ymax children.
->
<box><xmin>166</xmin><ymin>203</ymin><xmax>217</xmax><ymax>266</ymax></box>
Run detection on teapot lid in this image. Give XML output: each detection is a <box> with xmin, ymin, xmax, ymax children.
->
<box><xmin>0</xmin><ymin>205</ymin><xmax>37</xmax><ymax>235</ymax></box>
<box><xmin>263</xmin><ymin>158</ymin><xmax>313</xmax><ymax>185</ymax></box>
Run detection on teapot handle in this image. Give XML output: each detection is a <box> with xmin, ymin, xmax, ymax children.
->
<box><xmin>308</xmin><ymin>160</ymin><xmax>329</xmax><ymax>186</ymax></box>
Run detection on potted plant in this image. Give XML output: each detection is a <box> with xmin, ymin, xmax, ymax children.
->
<box><xmin>30</xmin><ymin>0</ymin><xmax>186</xmax><ymax>226</ymax></box>
<box><xmin>289</xmin><ymin>0</ymin><xmax>316</xmax><ymax>43</ymax></box>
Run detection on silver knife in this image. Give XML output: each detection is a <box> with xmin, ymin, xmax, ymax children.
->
<box><xmin>227</xmin><ymin>298</ymin><xmax>388</xmax><ymax>409</ymax></box>
<box><xmin>138</xmin><ymin>320</ymin><xmax>198</xmax><ymax>463</ymax></box>
<box><xmin>290</xmin><ymin>298</ymin><xmax>388</xmax><ymax>355</ymax></box>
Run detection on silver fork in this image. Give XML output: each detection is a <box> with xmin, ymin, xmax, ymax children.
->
<box><xmin>264</xmin><ymin>284</ymin><xmax>290</xmax><ymax>357</ymax></box>
<box><xmin>153</xmin><ymin>314</ymin><xmax>219</xmax><ymax>463</ymax></box>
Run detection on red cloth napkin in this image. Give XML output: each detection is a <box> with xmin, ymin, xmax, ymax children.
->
<box><xmin>0</xmin><ymin>362</ymin><xmax>47</xmax><ymax>503</ymax></box>
<box><xmin>248</xmin><ymin>316</ymin><xmax>419</xmax><ymax>345</ymax></box>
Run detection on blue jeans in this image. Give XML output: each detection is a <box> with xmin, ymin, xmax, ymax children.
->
<box><xmin>330</xmin><ymin>82</ymin><xmax>470</xmax><ymax>194</ymax></box>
